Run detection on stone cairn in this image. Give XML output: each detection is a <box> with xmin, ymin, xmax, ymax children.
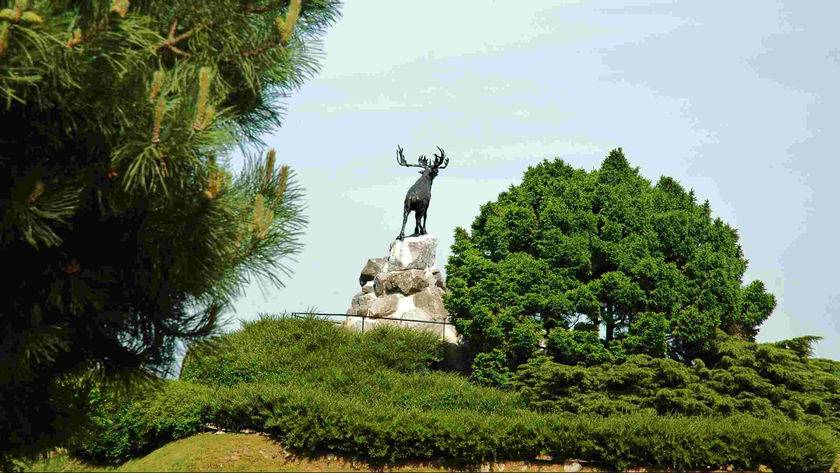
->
<box><xmin>345</xmin><ymin>234</ymin><xmax>456</xmax><ymax>342</ymax></box>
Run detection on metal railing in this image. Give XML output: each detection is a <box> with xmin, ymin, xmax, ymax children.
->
<box><xmin>290</xmin><ymin>311</ymin><xmax>456</xmax><ymax>341</ymax></box>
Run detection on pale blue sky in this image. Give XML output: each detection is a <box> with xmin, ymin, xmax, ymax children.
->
<box><xmin>230</xmin><ymin>1</ymin><xmax>840</xmax><ymax>359</ymax></box>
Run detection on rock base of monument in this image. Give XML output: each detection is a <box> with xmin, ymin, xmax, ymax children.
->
<box><xmin>345</xmin><ymin>234</ymin><xmax>456</xmax><ymax>343</ymax></box>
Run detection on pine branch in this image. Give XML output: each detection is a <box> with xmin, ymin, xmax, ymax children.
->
<box><xmin>231</xmin><ymin>0</ymin><xmax>301</xmax><ymax>60</ymax></box>
<box><xmin>62</xmin><ymin>2</ymin><xmax>145</xmax><ymax>50</ymax></box>
<box><xmin>157</xmin><ymin>18</ymin><xmax>213</xmax><ymax>57</ymax></box>
<box><xmin>244</xmin><ymin>4</ymin><xmax>272</xmax><ymax>14</ymax></box>
<box><xmin>236</xmin><ymin>39</ymin><xmax>282</xmax><ymax>59</ymax></box>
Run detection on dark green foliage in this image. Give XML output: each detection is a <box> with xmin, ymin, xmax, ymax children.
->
<box><xmin>775</xmin><ymin>335</ymin><xmax>823</xmax><ymax>359</ymax></box>
<box><xmin>514</xmin><ymin>335</ymin><xmax>840</xmax><ymax>434</ymax></box>
<box><xmin>469</xmin><ymin>348</ymin><xmax>512</xmax><ymax>387</ymax></box>
<box><xmin>622</xmin><ymin>311</ymin><xmax>669</xmax><ymax>357</ymax></box>
<box><xmin>0</xmin><ymin>0</ymin><xmax>340</xmax><ymax>463</ymax></box>
<box><xmin>179</xmin><ymin>314</ymin><xmax>447</xmax><ymax>386</ymax></box>
<box><xmin>444</xmin><ymin>149</ymin><xmax>777</xmax><ymax>373</ymax></box>
<box><xmin>546</xmin><ymin>328</ymin><xmax>612</xmax><ymax>365</ymax></box>
<box><xmin>72</xmin><ymin>317</ymin><xmax>522</xmax><ymax>462</ymax></box>
<box><xmin>77</xmin><ymin>381</ymin><xmax>840</xmax><ymax>472</ymax></box>
<box><xmin>671</xmin><ymin>306</ymin><xmax>720</xmax><ymax>360</ymax></box>
<box><xmin>179</xmin><ymin>316</ymin><xmax>520</xmax><ymax>416</ymax></box>
<box><xmin>72</xmin><ymin>318</ymin><xmax>840</xmax><ymax>471</ymax></box>
<box><xmin>70</xmin><ymin>380</ymin><xmax>211</xmax><ymax>464</ymax></box>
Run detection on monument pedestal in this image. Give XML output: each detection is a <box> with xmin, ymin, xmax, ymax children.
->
<box><xmin>345</xmin><ymin>234</ymin><xmax>455</xmax><ymax>342</ymax></box>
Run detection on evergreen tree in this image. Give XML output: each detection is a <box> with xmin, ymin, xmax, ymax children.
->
<box><xmin>445</xmin><ymin>149</ymin><xmax>776</xmax><ymax>380</ymax></box>
<box><xmin>0</xmin><ymin>0</ymin><xmax>340</xmax><ymax>463</ymax></box>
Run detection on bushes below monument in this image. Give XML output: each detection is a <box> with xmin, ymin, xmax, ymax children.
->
<box><xmin>68</xmin><ymin>318</ymin><xmax>840</xmax><ymax>471</ymax></box>
<box><xmin>69</xmin><ymin>380</ymin><xmax>838</xmax><ymax>471</ymax></box>
<box><xmin>179</xmin><ymin>315</ymin><xmax>448</xmax><ymax>386</ymax></box>
<box><xmin>180</xmin><ymin>315</ymin><xmax>523</xmax><ymax>416</ymax></box>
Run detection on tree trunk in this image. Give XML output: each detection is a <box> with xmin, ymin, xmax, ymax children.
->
<box><xmin>605</xmin><ymin>303</ymin><xmax>615</xmax><ymax>342</ymax></box>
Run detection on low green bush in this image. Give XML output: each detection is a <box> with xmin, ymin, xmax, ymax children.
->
<box><xmin>71</xmin><ymin>379</ymin><xmax>839</xmax><ymax>472</ymax></box>
<box><xmin>179</xmin><ymin>315</ymin><xmax>445</xmax><ymax>386</ymax></box>
<box><xmin>70</xmin><ymin>381</ymin><xmax>211</xmax><ymax>464</ymax></box>
<box><xmin>178</xmin><ymin>315</ymin><xmax>524</xmax><ymax>414</ymax></box>
<box><xmin>70</xmin><ymin>318</ymin><xmax>840</xmax><ymax>471</ymax></box>
<box><xmin>513</xmin><ymin>335</ymin><xmax>840</xmax><ymax>434</ymax></box>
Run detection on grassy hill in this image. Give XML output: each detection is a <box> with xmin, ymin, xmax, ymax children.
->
<box><xmin>43</xmin><ymin>316</ymin><xmax>840</xmax><ymax>472</ymax></box>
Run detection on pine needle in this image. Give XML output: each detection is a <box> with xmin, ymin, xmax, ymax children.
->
<box><xmin>0</xmin><ymin>24</ymin><xmax>9</xmax><ymax>57</ymax></box>
<box><xmin>277</xmin><ymin>164</ymin><xmax>289</xmax><ymax>203</ymax></box>
<box><xmin>152</xmin><ymin>95</ymin><xmax>165</xmax><ymax>143</ymax></box>
<box><xmin>149</xmin><ymin>70</ymin><xmax>165</xmax><ymax>103</ymax></box>
<box><xmin>263</xmin><ymin>148</ymin><xmax>276</xmax><ymax>191</ymax></box>
<box><xmin>193</xmin><ymin>67</ymin><xmax>212</xmax><ymax>130</ymax></box>
<box><xmin>277</xmin><ymin>0</ymin><xmax>302</xmax><ymax>45</ymax></box>
<box><xmin>110</xmin><ymin>0</ymin><xmax>130</xmax><ymax>18</ymax></box>
<box><xmin>251</xmin><ymin>194</ymin><xmax>273</xmax><ymax>240</ymax></box>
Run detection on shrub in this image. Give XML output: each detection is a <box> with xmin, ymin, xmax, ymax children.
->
<box><xmin>72</xmin><ymin>318</ymin><xmax>840</xmax><ymax>471</ymax></box>
<box><xmin>70</xmin><ymin>380</ymin><xmax>211</xmax><ymax>464</ymax></box>
<box><xmin>470</xmin><ymin>349</ymin><xmax>512</xmax><ymax>387</ymax></box>
<box><xmin>514</xmin><ymin>335</ymin><xmax>840</xmax><ymax>434</ymax></box>
<box><xmin>73</xmin><ymin>379</ymin><xmax>839</xmax><ymax>472</ymax></box>
<box><xmin>180</xmin><ymin>315</ymin><xmax>445</xmax><ymax>387</ymax></box>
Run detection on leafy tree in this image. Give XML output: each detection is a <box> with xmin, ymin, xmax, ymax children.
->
<box><xmin>0</xmin><ymin>0</ymin><xmax>340</xmax><ymax>464</ymax></box>
<box><xmin>445</xmin><ymin>149</ymin><xmax>776</xmax><ymax>374</ymax></box>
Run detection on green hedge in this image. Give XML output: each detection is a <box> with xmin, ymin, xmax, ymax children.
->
<box><xmin>71</xmin><ymin>380</ymin><xmax>839</xmax><ymax>472</ymax></box>
<box><xmin>70</xmin><ymin>317</ymin><xmax>840</xmax><ymax>471</ymax></box>
<box><xmin>179</xmin><ymin>315</ymin><xmax>526</xmax><ymax>415</ymax></box>
<box><xmin>179</xmin><ymin>315</ymin><xmax>447</xmax><ymax>385</ymax></box>
<box><xmin>69</xmin><ymin>381</ymin><xmax>211</xmax><ymax>464</ymax></box>
<box><xmin>513</xmin><ymin>338</ymin><xmax>840</xmax><ymax>434</ymax></box>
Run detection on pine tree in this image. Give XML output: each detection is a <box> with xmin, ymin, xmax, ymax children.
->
<box><xmin>0</xmin><ymin>0</ymin><xmax>341</xmax><ymax>463</ymax></box>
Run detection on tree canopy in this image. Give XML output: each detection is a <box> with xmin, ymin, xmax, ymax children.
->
<box><xmin>445</xmin><ymin>149</ymin><xmax>776</xmax><ymax>376</ymax></box>
<box><xmin>0</xmin><ymin>0</ymin><xmax>340</xmax><ymax>464</ymax></box>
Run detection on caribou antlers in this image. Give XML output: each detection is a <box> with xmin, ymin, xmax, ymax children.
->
<box><xmin>432</xmin><ymin>146</ymin><xmax>448</xmax><ymax>169</ymax></box>
<box><xmin>396</xmin><ymin>145</ymin><xmax>447</xmax><ymax>169</ymax></box>
<box><xmin>396</xmin><ymin>145</ymin><xmax>426</xmax><ymax>168</ymax></box>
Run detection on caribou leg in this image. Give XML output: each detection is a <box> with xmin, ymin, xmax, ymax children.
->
<box><xmin>420</xmin><ymin>208</ymin><xmax>428</xmax><ymax>235</ymax></box>
<box><xmin>397</xmin><ymin>208</ymin><xmax>410</xmax><ymax>240</ymax></box>
<box><xmin>413</xmin><ymin>211</ymin><xmax>422</xmax><ymax>237</ymax></box>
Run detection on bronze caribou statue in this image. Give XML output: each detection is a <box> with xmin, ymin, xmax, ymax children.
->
<box><xmin>395</xmin><ymin>145</ymin><xmax>449</xmax><ymax>240</ymax></box>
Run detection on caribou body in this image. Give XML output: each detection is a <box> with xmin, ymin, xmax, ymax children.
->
<box><xmin>395</xmin><ymin>145</ymin><xmax>449</xmax><ymax>240</ymax></box>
